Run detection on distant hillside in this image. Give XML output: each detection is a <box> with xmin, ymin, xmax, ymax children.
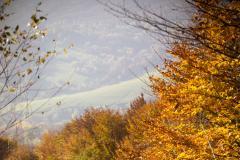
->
<box><xmin>15</xmin><ymin>76</ymin><xmax>152</xmax><ymax>144</ymax></box>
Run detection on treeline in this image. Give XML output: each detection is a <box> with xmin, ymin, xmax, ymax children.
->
<box><xmin>35</xmin><ymin>95</ymin><xmax>145</xmax><ymax>160</ymax></box>
<box><xmin>1</xmin><ymin>0</ymin><xmax>240</xmax><ymax>159</ymax></box>
<box><xmin>0</xmin><ymin>95</ymin><xmax>146</xmax><ymax>160</ymax></box>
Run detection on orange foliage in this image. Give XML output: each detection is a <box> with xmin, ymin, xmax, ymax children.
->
<box><xmin>115</xmin><ymin>0</ymin><xmax>240</xmax><ymax>159</ymax></box>
<box><xmin>36</xmin><ymin>108</ymin><xmax>127</xmax><ymax>160</ymax></box>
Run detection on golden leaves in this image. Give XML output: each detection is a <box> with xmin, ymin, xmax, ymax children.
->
<box><xmin>3</xmin><ymin>0</ymin><xmax>11</xmax><ymax>5</ymax></box>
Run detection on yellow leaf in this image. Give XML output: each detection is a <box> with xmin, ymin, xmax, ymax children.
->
<box><xmin>8</xmin><ymin>87</ymin><xmax>16</xmax><ymax>92</ymax></box>
<box><xmin>27</xmin><ymin>68</ymin><xmax>32</xmax><ymax>75</ymax></box>
<box><xmin>64</xmin><ymin>48</ymin><xmax>68</xmax><ymax>55</ymax></box>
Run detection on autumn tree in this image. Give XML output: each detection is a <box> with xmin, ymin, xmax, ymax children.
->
<box><xmin>0</xmin><ymin>136</ymin><xmax>37</xmax><ymax>160</ymax></box>
<box><xmin>0</xmin><ymin>0</ymin><xmax>59</xmax><ymax>135</ymax></box>
<box><xmin>36</xmin><ymin>107</ymin><xmax>127</xmax><ymax>160</ymax></box>
<box><xmin>126</xmin><ymin>93</ymin><xmax>146</xmax><ymax>119</ymax></box>
<box><xmin>100</xmin><ymin>0</ymin><xmax>240</xmax><ymax>159</ymax></box>
<box><xmin>0</xmin><ymin>136</ymin><xmax>16</xmax><ymax>159</ymax></box>
<box><xmin>35</xmin><ymin>132</ymin><xmax>60</xmax><ymax>160</ymax></box>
